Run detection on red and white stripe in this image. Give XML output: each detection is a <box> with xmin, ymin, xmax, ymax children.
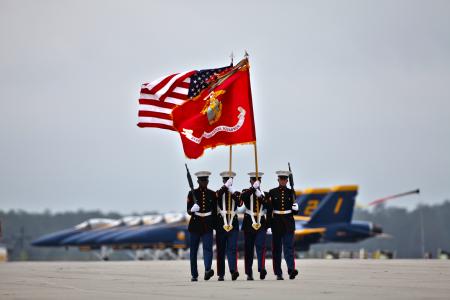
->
<box><xmin>137</xmin><ymin>71</ymin><xmax>195</xmax><ymax>130</ymax></box>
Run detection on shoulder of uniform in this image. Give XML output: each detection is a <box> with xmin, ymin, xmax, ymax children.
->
<box><xmin>242</xmin><ymin>188</ymin><xmax>253</xmax><ymax>194</ymax></box>
<box><xmin>217</xmin><ymin>186</ymin><xmax>227</xmax><ymax>192</ymax></box>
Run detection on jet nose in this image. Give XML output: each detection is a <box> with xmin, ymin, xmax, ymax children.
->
<box><xmin>372</xmin><ymin>224</ymin><xmax>383</xmax><ymax>234</ymax></box>
<box><xmin>32</xmin><ymin>235</ymin><xmax>64</xmax><ymax>246</ymax></box>
<box><xmin>31</xmin><ymin>237</ymin><xmax>48</xmax><ymax>246</ymax></box>
<box><xmin>31</xmin><ymin>229</ymin><xmax>77</xmax><ymax>246</ymax></box>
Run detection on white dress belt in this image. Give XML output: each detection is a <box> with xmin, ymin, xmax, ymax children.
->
<box><xmin>219</xmin><ymin>210</ymin><xmax>236</xmax><ymax>215</ymax></box>
<box><xmin>245</xmin><ymin>209</ymin><xmax>257</xmax><ymax>216</ymax></box>
<box><xmin>273</xmin><ymin>210</ymin><xmax>292</xmax><ymax>215</ymax></box>
<box><xmin>195</xmin><ymin>212</ymin><xmax>212</xmax><ymax>217</ymax></box>
<box><xmin>245</xmin><ymin>209</ymin><xmax>267</xmax><ymax>216</ymax></box>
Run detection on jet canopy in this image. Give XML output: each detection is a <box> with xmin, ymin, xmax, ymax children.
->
<box><xmin>74</xmin><ymin>218</ymin><xmax>117</xmax><ymax>230</ymax></box>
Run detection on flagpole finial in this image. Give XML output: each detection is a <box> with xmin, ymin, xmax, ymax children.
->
<box><xmin>244</xmin><ymin>50</ymin><xmax>249</xmax><ymax>59</ymax></box>
<box><xmin>230</xmin><ymin>52</ymin><xmax>234</xmax><ymax>65</ymax></box>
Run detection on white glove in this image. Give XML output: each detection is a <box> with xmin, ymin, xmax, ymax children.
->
<box><xmin>255</xmin><ymin>189</ymin><xmax>263</xmax><ymax>198</ymax></box>
<box><xmin>225</xmin><ymin>178</ymin><xmax>233</xmax><ymax>188</ymax></box>
<box><xmin>292</xmin><ymin>203</ymin><xmax>299</xmax><ymax>211</ymax></box>
<box><xmin>228</xmin><ymin>186</ymin><xmax>234</xmax><ymax>193</ymax></box>
<box><xmin>252</xmin><ymin>180</ymin><xmax>260</xmax><ymax>189</ymax></box>
<box><xmin>190</xmin><ymin>203</ymin><xmax>200</xmax><ymax>213</ymax></box>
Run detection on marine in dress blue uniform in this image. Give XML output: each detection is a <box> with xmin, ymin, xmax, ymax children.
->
<box><xmin>268</xmin><ymin>170</ymin><xmax>299</xmax><ymax>280</ymax></box>
<box><xmin>215</xmin><ymin>171</ymin><xmax>241</xmax><ymax>281</ymax></box>
<box><xmin>240</xmin><ymin>172</ymin><xmax>269</xmax><ymax>280</ymax></box>
<box><xmin>186</xmin><ymin>171</ymin><xmax>218</xmax><ymax>282</ymax></box>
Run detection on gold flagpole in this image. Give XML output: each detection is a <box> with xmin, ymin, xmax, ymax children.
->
<box><xmin>247</xmin><ymin>51</ymin><xmax>257</xmax><ymax>178</ymax></box>
<box><xmin>229</xmin><ymin>145</ymin><xmax>233</xmax><ymax>175</ymax></box>
<box><xmin>227</xmin><ymin>145</ymin><xmax>233</xmax><ymax>226</ymax></box>
<box><xmin>253</xmin><ymin>143</ymin><xmax>260</xmax><ymax>217</ymax></box>
<box><xmin>253</xmin><ymin>143</ymin><xmax>258</xmax><ymax>178</ymax></box>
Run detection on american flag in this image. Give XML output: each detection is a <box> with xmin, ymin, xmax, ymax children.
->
<box><xmin>137</xmin><ymin>65</ymin><xmax>232</xmax><ymax>131</ymax></box>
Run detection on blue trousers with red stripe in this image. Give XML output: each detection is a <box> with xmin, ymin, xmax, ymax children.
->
<box><xmin>244</xmin><ymin>229</ymin><xmax>267</xmax><ymax>276</ymax></box>
<box><xmin>272</xmin><ymin>231</ymin><xmax>295</xmax><ymax>275</ymax></box>
<box><xmin>216</xmin><ymin>229</ymin><xmax>239</xmax><ymax>276</ymax></box>
<box><xmin>189</xmin><ymin>231</ymin><xmax>213</xmax><ymax>278</ymax></box>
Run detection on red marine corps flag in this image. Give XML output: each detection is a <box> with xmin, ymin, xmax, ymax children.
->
<box><xmin>171</xmin><ymin>58</ymin><xmax>256</xmax><ymax>159</ymax></box>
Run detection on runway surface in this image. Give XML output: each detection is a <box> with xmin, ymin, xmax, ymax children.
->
<box><xmin>1</xmin><ymin>260</ymin><xmax>449</xmax><ymax>299</ymax></box>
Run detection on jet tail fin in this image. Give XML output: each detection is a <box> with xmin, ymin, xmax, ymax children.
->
<box><xmin>295</xmin><ymin>188</ymin><xmax>331</xmax><ymax>216</ymax></box>
<box><xmin>307</xmin><ymin>185</ymin><xmax>358</xmax><ymax>225</ymax></box>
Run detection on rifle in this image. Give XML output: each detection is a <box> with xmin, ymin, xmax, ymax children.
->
<box><xmin>185</xmin><ymin>164</ymin><xmax>198</xmax><ymax>204</ymax></box>
<box><xmin>288</xmin><ymin>162</ymin><xmax>297</xmax><ymax>203</ymax></box>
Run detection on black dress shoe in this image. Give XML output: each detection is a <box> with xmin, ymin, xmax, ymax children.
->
<box><xmin>218</xmin><ymin>276</ymin><xmax>224</xmax><ymax>281</ymax></box>
<box><xmin>276</xmin><ymin>275</ymin><xmax>284</xmax><ymax>280</ymax></box>
<box><xmin>247</xmin><ymin>274</ymin><xmax>254</xmax><ymax>281</ymax></box>
<box><xmin>204</xmin><ymin>269</ymin><xmax>214</xmax><ymax>281</ymax></box>
<box><xmin>259</xmin><ymin>269</ymin><xmax>267</xmax><ymax>280</ymax></box>
<box><xmin>289</xmin><ymin>269</ymin><xmax>299</xmax><ymax>280</ymax></box>
<box><xmin>191</xmin><ymin>277</ymin><xmax>198</xmax><ymax>282</ymax></box>
<box><xmin>231</xmin><ymin>271</ymin><xmax>239</xmax><ymax>281</ymax></box>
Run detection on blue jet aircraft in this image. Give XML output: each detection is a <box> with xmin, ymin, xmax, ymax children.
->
<box><xmin>33</xmin><ymin>185</ymin><xmax>385</xmax><ymax>259</ymax></box>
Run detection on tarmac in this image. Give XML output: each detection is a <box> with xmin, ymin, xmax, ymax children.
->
<box><xmin>1</xmin><ymin>259</ymin><xmax>449</xmax><ymax>300</ymax></box>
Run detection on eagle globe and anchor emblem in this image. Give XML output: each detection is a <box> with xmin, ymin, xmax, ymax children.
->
<box><xmin>181</xmin><ymin>88</ymin><xmax>246</xmax><ymax>144</ymax></box>
<box><xmin>201</xmin><ymin>90</ymin><xmax>226</xmax><ymax>125</ymax></box>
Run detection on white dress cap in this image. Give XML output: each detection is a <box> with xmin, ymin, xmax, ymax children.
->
<box><xmin>276</xmin><ymin>170</ymin><xmax>291</xmax><ymax>177</ymax></box>
<box><xmin>194</xmin><ymin>171</ymin><xmax>212</xmax><ymax>177</ymax></box>
<box><xmin>219</xmin><ymin>171</ymin><xmax>236</xmax><ymax>177</ymax></box>
<box><xmin>247</xmin><ymin>172</ymin><xmax>264</xmax><ymax>177</ymax></box>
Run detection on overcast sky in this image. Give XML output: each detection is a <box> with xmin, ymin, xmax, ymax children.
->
<box><xmin>1</xmin><ymin>0</ymin><xmax>449</xmax><ymax>214</ymax></box>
